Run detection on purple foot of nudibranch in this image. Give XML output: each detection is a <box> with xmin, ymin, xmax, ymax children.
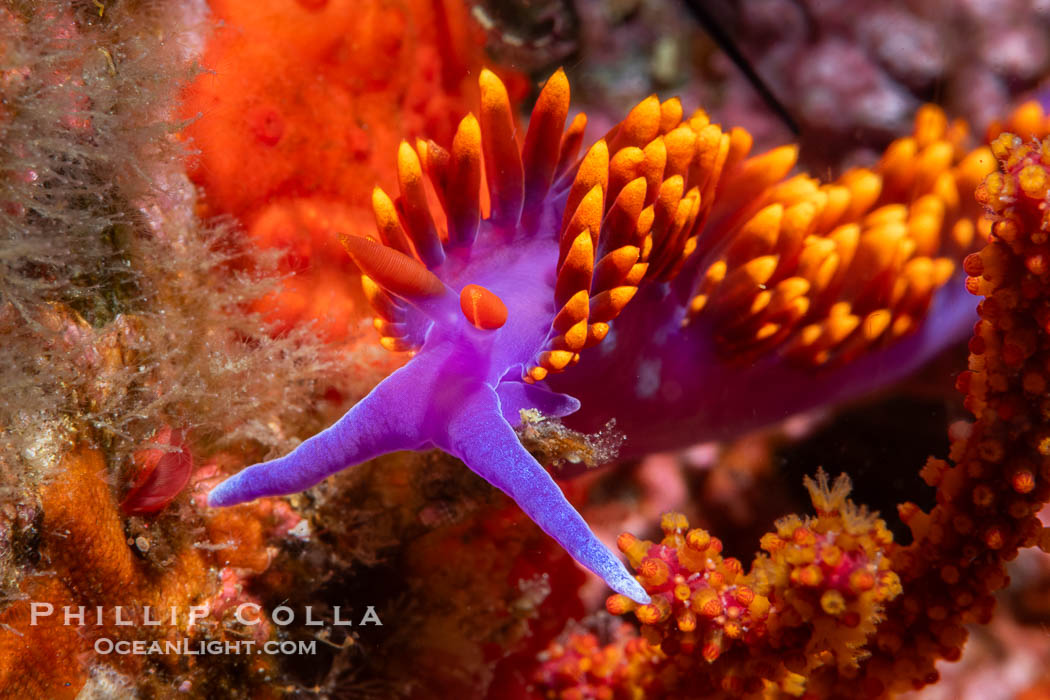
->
<box><xmin>208</xmin><ymin>353</ymin><xmax>650</xmax><ymax>604</ymax></box>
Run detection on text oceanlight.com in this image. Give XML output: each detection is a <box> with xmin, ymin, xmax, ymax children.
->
<box><xmin>94</xmin><ymin>638</ymin><xmax>318</xmax><ymax>656</ymax></box>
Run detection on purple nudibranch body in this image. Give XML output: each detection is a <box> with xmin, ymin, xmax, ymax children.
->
<box><xmin>210</xmin><ymin>69</ymin><xmax>979</xmax><ymax>604</ymax></box>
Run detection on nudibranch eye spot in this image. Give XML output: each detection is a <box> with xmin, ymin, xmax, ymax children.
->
<box><xmin>210</xmin><ymin>66</ymin><xmax>991</xmax><ymax>608</ymax></box>
<box><xmin>460</xmin><ymin>284</ymin><xmax>508</xmax><ymax>330</ymax></box>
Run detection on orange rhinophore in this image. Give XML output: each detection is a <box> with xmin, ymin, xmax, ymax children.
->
<box><xmin>460</xmin><ymin>284</ymin><xmax>508</xmax><ymax>330</ymax></box>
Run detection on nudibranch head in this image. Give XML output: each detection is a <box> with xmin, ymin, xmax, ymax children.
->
<box><xmin>351</xmin><ymin>67</ymin><xmax>742</xmax><ymax>386</ymax></box>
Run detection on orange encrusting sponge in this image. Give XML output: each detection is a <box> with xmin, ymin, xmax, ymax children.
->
<box><xmin>179</xmin><ymin>0</ymin><xmax>520</xmax><ymax>341</ymax></box>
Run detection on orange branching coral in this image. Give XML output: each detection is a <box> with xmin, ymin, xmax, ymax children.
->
<box><xmin>752</xmin><ymin>473</ymin><xmax>900</xmax><ymax>679</ymax></box>
<box><xmin>688</xmin><ymin>104</ymin><xmax>995</xmax><ymax>368</ymax></box>
<box><xmin>871</xmin><ymin>127</ymin><xmax>1050</xmax><ymax>693</ymax></box>
<box><xmin>180</xmin><ymin>0</ymin><xmax>517</xmax><ymax>340</ymax></box>
<box><xmin>610</xmin><ymin>513</ymin><xmax>770</xmax><ymax>664</ymax></box>
<box><xmin>538</xmin><ymin>112</ymin><xmax>1050</xmax><ymax>700</ymax></box>
<box><xmin>986</xmin><ymin>100</ymin><xmax>1050</xmax><ymax>143</ymax></box>
<box><xmin>539</xmin><ymin>471</ymin><xmax>899</xmax><ymax>698</ymax></box>
<box><xmin>536</xmin><ymin>623</ymin><xmax>660</xmax><ymax>697</ymax></box>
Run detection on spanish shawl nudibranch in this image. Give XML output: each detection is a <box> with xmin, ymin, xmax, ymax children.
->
<box><xmin>210</xmin><ymin>69</ymin><xmax>994</xmax><ymax>603</ymax></box>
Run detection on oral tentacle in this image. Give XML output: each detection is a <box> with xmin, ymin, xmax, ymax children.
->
<box><xmin>208</xmin><ymin>359</ymin><xmax>439</xmax><ymax>507</ymax></box>
<box><xmin>338</xmin><ymin>233</ymin><xmax>457</xmax><ymax>324</ymax></box>
<box><xmin>441</xmin><ymin>386</ymin><xmax>650</xmax><ymax>604</ymax></box>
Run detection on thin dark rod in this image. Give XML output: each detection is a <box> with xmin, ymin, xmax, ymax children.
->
<box><xmin>680</xmin><ymin>0</ymin><xmax>800</xmax><ymax>136</ymax></box>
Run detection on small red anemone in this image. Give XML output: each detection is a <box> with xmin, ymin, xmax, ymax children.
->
<box><xmin>121</xmin><ymin>426</ymin><xmax>193</xmax><ymax>515</ymax></box>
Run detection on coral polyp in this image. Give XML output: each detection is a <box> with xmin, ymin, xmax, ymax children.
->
<box><xmin>540</xmin><ymin>473</ymin><xmax>904</xmax><ymax>698</ymax></box>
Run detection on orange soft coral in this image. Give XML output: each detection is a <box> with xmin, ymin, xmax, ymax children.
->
<box><xmin>589</xmin><ymin>472</ymin><xmax>899</xmax><ymax>698</ymax></box>
<box><xmin>871</xmin><ymin>127</ymin><xmax>1050</xmax><ymax>694</ymax></box>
